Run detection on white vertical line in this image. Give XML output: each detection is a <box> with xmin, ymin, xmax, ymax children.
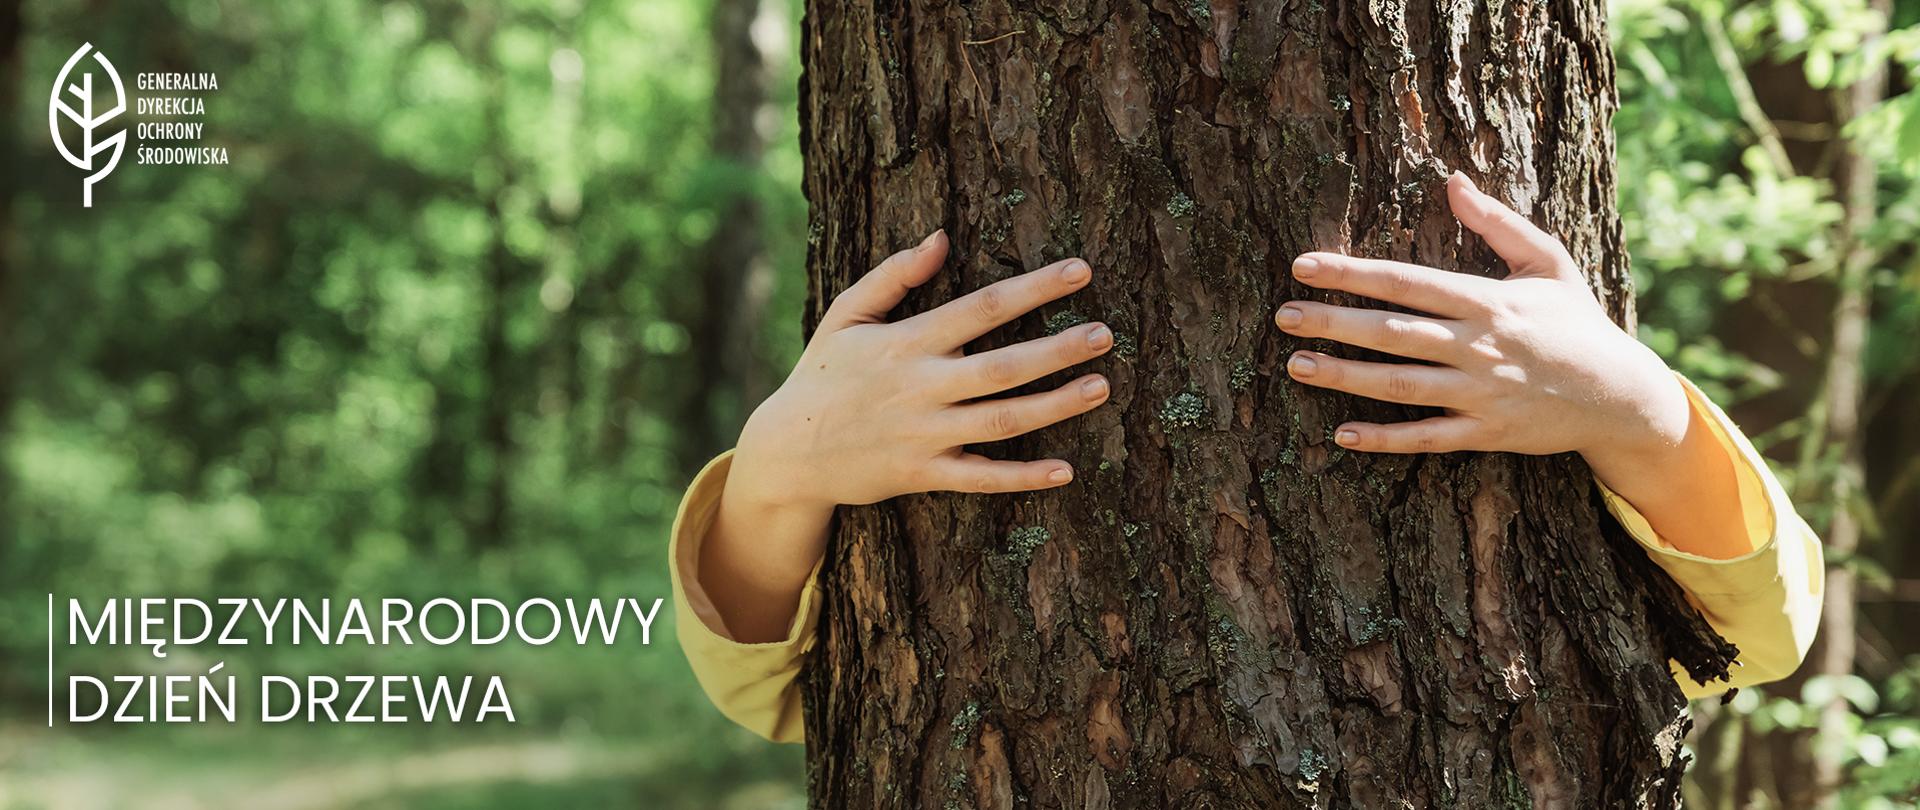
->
<box><xmin>47</xmin><ymin>592</ymin><xmax>54</xmax><ymax>728</ymax></box>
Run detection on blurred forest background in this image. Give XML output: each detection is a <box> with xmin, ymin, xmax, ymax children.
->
<box><xmin>2</xmin><ymin>0</ymin><xmax>1919</xmax><ymax>807</ymax></box>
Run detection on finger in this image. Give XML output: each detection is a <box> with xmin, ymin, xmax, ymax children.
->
<box><xmin>1286</xmin><ymin>351</ymin><xmax>1473</xmax><ymax>407</ymax></box>
<box><xmin>1331</xmin><ymin>416</ymin><xmax>1481</xmax><ymax>454</ymax></box>
<box><xmin>928</xmin><ymin>454</ymin><xmax>1076</xmax><ymax>494</ymax></box>
<box><xmin>949</xmin><ymin>373</ymin><xmax>1109</xmax><ymax>442</ymax></box>
<box><xmin>821</xmin><ymin>230</ymin><xmax>949</xmax><ymax>332</ymax></box>
<box><xmin>1290</xmin><ymin>252</ymin><xmax>1495</xmax><ymax>318</ymax></box>
<box><xmin>946</xmin><ymin>322</ymin><xmax>1114</xmax><ymax>399</ymax></box>
<box><xmin>908</xmin><ymin>257</ymin><xmax>1092</xmax><ymax>350</ymax></box>
<box><xmin>1274</xmin><ymin>301</ymin><xmax>1462</xmax><ymax>363</ymax></box>
<box><xmin>1447</xmin><ymin>173</ymin><xmax>1577</xmax><ymax>279</ymax></box>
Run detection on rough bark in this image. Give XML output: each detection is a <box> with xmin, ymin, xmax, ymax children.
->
<box><xmin>796</xmin><ymin>2</ymin><xmax>1734</xmax><ymax>807</ymax></box>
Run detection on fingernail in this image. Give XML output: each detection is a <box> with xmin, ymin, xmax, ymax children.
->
<box><xmin>918</xmin><ymin>229</ymin><xmax>944</xmax><ymax>251</ymax></box>
<box><xmin>1335</xmin><ymin>429</ymin><xmax>1359</xmax><ymax>447</ymax></box>
<box><xmin>1293</xmin><ymin>256</ymin><xmax>1321</xmax><ymax>280</ymax></box>
<box><xmin>1087</xmin><ymin>324</ymin><xmax>1113</xmax><ymax>350</ymax></box>
<box><xmin>1276</xmin><ymin>305</ymin><xmax>1304</xmax><ymax>329</ymax></box>
<box><xmin>1082</xmin><ymin>376</ymin><xmax>1110</xmax><ymax>402</ymax></box>
<box><xmin>1048</xmin><ymin>467</ymin><xmax>1073</xmax><ymax>484</ymax></box>
<box><xmin>1288</xmin><ymin>353</ymin><xmax>1317</xmax><ymax>377</ymax></box>
<box><xmin>1061</xmin><ymin>260</ymin><xmax>1091</xmax><ymax>284</ymax></box>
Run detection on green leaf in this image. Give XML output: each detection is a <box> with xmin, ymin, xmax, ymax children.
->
<box><xmin>1768</xmin><ymin>698</ymin><xmax>1808</xmax><ymax>729</ymax></box>
<box><xmin>1806</xmin><ymin>46</ymin><xmax>1835</xmax><ymax>87</ymax></box>
<box><xmin>1857</xmin><ymin>733</ymin><xmax>1890</xmax><ymax>768</ymax></box>
<box><xmin>1804</xmin><ymin>673</ymin><xmax>1882</xmax><ymax>714</ymax></box>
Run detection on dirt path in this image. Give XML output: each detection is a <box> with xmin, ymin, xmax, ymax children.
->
<box><xmin>0</xmin><ymin>733</ymin><xmax>669</xmax><ymax>810</ymax></box>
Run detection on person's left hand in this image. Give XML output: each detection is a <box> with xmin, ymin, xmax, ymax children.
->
<box><xmin>1273</xmin><ymin>172</ymin><xmax>1691</xmax><ymax>463</ymax></box>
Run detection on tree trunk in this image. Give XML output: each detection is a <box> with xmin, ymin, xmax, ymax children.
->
<box><xmin>1701</xmin><ymin>8</ymin><xmax>1889</xmax><ymax>805</ymax></box>
<box><xmin>683</xmin><ymin>0</ymin><xmax>779</xmax><ymax>472</ymax></box>
<box><xmin>0</xmin><ymin>0</ymin><xmax>16</xmax><ymax>555</ymax></box>
<box><xmin>1803</xmin><ymin>0</ymin><xmax>1888</xmax><ymax>803</ymax></box>
<box><xmin>0</xmin><ymin>0</ymin><xmax>17</xmax><ymax>428</ymax></box>
<box><xmin>796</xmin><ymin>2</ymin><xmax>1734</xmax><ymax>806</ymax></box>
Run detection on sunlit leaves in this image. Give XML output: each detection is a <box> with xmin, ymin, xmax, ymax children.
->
<box><xmin>1612</xmin><ymin>3</ymin><xmax>1920</xmax><ymax>804</ymax></box>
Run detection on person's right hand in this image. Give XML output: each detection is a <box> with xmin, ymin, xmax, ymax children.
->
<box><xmin>703</xmin><ymin>229</ymin><xmax>1110</xmax><ymax>642</ymax></box>
<box><xmin>730</xmin><ymin>229</ymin><xmax>1114</xmax><ymax>512</ymax></box>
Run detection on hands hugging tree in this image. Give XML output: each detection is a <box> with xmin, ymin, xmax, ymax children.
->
<box><xmin>739</xmin><ymin>174</ymin><xmax>1697</xmax><ymax>519</ymax></box>
<box><xmin>700</xmin><ymin>170</ymin><xmax>1754</xmax><ymax>652</ymax></box>
<box><xmin>733</xmin><ymin>229</ymin><xmax>1111</xmax><ymax>507</ymax></box>
<box><xmin>1278</xmin><ymin>175</ymin><xmax>1690</xmax><ymax>469</ymax></box>
<box><xmin>677</xmin><ymin>2</ymin><xmax>1824</xmax><ymax>805</ymax></box>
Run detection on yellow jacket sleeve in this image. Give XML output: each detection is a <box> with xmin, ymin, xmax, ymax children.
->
<box><xmin>668</xmin><ymin>450</ymin><xmax>819</xmax><ymax>743</ymax></box>
<box><xmin>1598</xmin><ymin>375</ymin><xmax>1826</xmax><ymax>698</ymax></box>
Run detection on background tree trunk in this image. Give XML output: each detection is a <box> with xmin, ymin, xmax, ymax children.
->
<box><xmin>0</xmin><ymin>0</ymin><xmax>17</xmax><ymax>570</ymax></box>
<box><xmin>682</xmin><ymin>0</ymin><xmax>779</xmax><ymax>472</ymax></box>
<box><xmin>796</xmin><ymin>2</ymin><xmax>1735</xmax><ymax>806</ymax></box>
<box><xmin>0</xmin><ymin>0</ymin><xmax>17</xmax><ymax>429</ymax></box>
<box><xmin>1802</xmin><ymin>0</ymin><xmax>1887</xmax><ymax>803</ymax></box>
<box><xmin>1683</xmin><ymin>6</ymin><xmax>1890</xmax><ymax>805</ymax></box>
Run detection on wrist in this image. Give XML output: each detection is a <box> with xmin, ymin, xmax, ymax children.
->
<box><xmin>727</xmin><ymin>447</ymin><xmax>835</xmax><ymax>518</ymax></box>
<box><xmin>731</xmin><ymin>394</ymin><xmax>838</xmax><ymax>515</ymax></box>
<box><xmin>1575</xmin><ymin>364</ymin><xmax>1757</xmax><ymax>560</ymax></box>
<box><xmin>701</xmin><ymin>468</ymin><xmax>833</xmax><ymax>643</ymax></box>
<box><xmin>719</xmin><ymin>472</ymin><xmax>836</xmax><ymax>541</ymax></box>
<box><xmin>1577</xmin><ymin>343</ymin><xmax>1690</xmax><ymax>480</ymax></box>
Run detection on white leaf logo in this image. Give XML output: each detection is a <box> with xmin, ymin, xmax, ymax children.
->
<box><xmin>49</xmin><ymin>43</ymin><xmax>128</xmax><ymax>208</ymax></box>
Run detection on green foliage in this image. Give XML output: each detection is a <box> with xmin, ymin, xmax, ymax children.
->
<box><xmin>1616</xmin><ymin>0</ymin><xmax>1920</xmax><ymax>404</ymax></box>
<box><xmin>1616</xmin><ymin>0</ymin><xmax>1920</xmax><ymax>804</ymax></box>
<box><xmin>1716</xmin><ymin>660</ymin><xmax>1920</xmax><ymax>807</ymax></box>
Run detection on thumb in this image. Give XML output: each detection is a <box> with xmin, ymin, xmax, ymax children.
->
<box><xmin>1447</xmin><ymin>173</ymin><xmax>1579</xmax><ymax>280</ymax></box>
<box><xmin>821</xmin><ymin>229</ymin><xmax>949</xmax><ymax>332</ymax></box>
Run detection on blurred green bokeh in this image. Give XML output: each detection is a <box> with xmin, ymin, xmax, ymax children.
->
<box><xmin>6</xmin><ymin>0</ymin><xmax>810</xmax><ymax>806</ymax></box>
<box><xmin>4</xmin><ymin>0</ymin><xmax>1919</xmax><ymax>807</ymax></box>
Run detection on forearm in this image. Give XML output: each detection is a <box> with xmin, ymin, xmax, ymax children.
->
<box><xmin>697</xmin><ymin>467</ymin><xmax>833</xmax><ymax>643</ymax></box>
<box><xmin>1579</xmin><ymin>364</ymin><xmax>1754</xmax><ymax>560</ymax></box>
